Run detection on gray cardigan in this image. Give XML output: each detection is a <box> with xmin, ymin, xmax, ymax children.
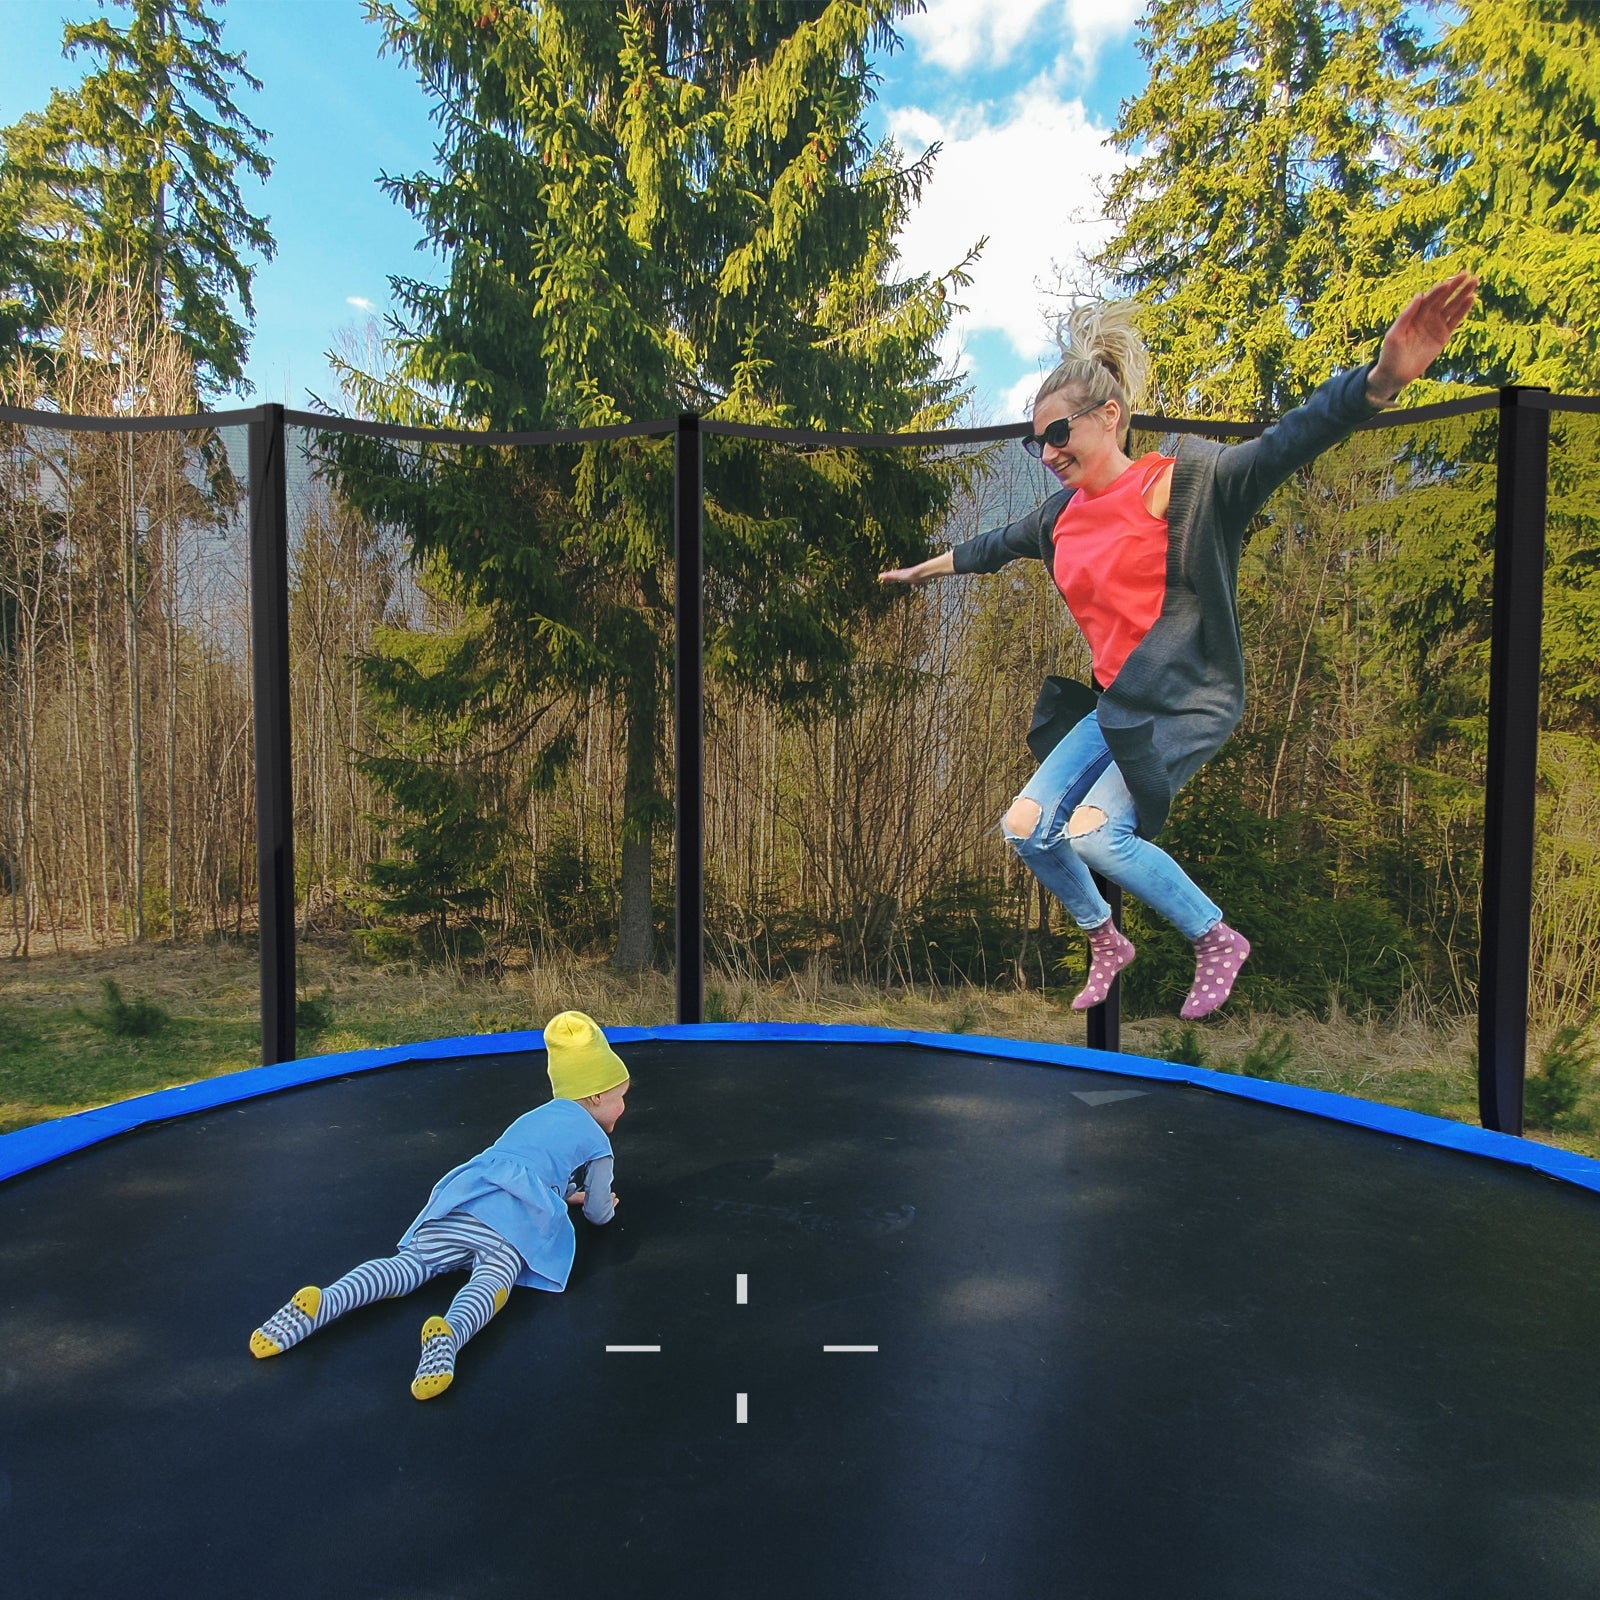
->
<box><xmin>952</xmin><ymin>362</ymin><xmax>1386</xmax><ymax>838</ymax></box>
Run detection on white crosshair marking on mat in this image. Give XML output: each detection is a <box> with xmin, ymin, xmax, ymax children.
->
<box><xmin>606</xmin><ymin>1275</ymin><xmax>878</xmax><ymax>1422</ymax></box>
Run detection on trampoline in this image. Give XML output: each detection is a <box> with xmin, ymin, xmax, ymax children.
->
<box><xmin>4</xmin><ymin>1024</ymin><xmax>1600</xmax><ymax>1600</ymax></box>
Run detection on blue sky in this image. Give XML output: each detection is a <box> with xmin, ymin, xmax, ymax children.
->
<box><xmin>0</xmin><ymin>0</ymin><xmax>1149</xmax><ymax>421</ymax></box>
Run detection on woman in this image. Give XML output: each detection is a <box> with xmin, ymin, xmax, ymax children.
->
<box><xmin>881</xmin><ymin>274</ymin><xmax>1478</xmax><ymax>1018</ymax></box>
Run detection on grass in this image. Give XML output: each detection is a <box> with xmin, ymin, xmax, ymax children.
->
<box><xmin>2</xmin><ymin>933</ymin><xmax>1596</xmax><ymax>1164</ymax></box>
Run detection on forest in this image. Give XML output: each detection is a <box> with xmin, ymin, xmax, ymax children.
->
<box><xmin>2</xmin><ymin>1</ymin><xmax>1598</xmax><ymax>1070</ymax></box>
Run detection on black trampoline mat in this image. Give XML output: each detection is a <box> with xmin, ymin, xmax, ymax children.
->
<box><xmin>4</xmin><ymin>1040</ymin><xmax>1600</xmax><ymax>1600</ymax></box>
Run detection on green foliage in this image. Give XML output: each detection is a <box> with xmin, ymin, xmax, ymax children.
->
<box><xmin>1115</xmin><ymin>749</ymin><xmax>1414</xmax><ymax>1019</ymax></box>
<box><xmin>1153</xmin><ymin>1023</ymin><xmax>1294</xmax><ymax>1079</ymax></box>
<box><xmin>1413</xmin><ymin>0</ymin><xmax>1600</xmax><ymax>391</ymax></box>
<box><xmin>353</xmin><ymin>607</ymin><xmax>522</xmax><ymax>947</ymax></box>
<box><xmin>0</xmin><ymin>125</ymin><xmax>67</xmax><ymax>353</ymax></box>
<box><xmin>947</xmin><ymin>1002</ymin><xmax>982</xmax><ymax>1034</ymax></box>
<box><xmin>90</xmin><ymin>979</ymin><xmax>168</xmax><ymax>1038</ymax></box>
<box><xmin>524</xmin><ymin>821</ymin><xmax>616</xmax><ymax>956</ymax></box>
<box><xmin>1156</xmin><ymin>1023</ymin><xmax>1210</xmax><ymax>1068</ymax></box>
<box><xmin>899</xmin><ymin>876</ymin><xmax>1023</xmax><ymax>987</ymax></box>
<box><xmin>702</xmin><ymin>984</ymin><xmax>758</xmax><ymax>1024</ymax></box>
<box><xmin>335</xmin><ymin>0</ymin><xmax>969</xmax><ymax>969</ymax></box>
<box><xmin>1095</xmin><ymin>0</ymin><xmax>1600</xmax><ymax>403</ymax></box>
<box><xmin>1239</xmin><ymin>1028</ymin><xmax>1297</xmax><ymax>1080</ymax></box>
<box><xmin>1095</xmin><ymin>0</ymin><xmax>1428</xmax><ymax>417</ymax></box>
<box><xmin>296</xmin><ymin>988</ymin><xmax>334</xmax><ymax>1042</ymax></box>
<box><xmin>0</xmin><ymin>0</ymin><xmax>274</xmax><ymax>390</ymax></box>
<box><xmin>350</xmin><ymin>927</ymin><xmax>416</xmax><ymax>965</ymax></box>
<box><xmin>1524</xmin><ymin>1009</ymin><xmax>1598</xmax><ymax>1131</ymax></box>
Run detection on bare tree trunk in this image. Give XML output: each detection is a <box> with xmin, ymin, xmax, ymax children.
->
<box><xmin>611</xmin><ymin>673</ymin><xmax>659</xmax><ymax>972</ymax></box>
<box><xmin>125</xmin><ymin>435</ymin><xmax>146</xmax><ymax>941</ymax></box>
<box><xmin>1266</xmin><ymin>543</ymin><xmax>1333</xmax><ymax>819</ymax></box>
<box><xmin>63</xmin><ymin>540</ymin><xmax>96</xmax><ymax>941</ymax></box>
<box><xmin>90</xmin><ymin>558</ymin><xmax>118</xmax><ymax>943</ymax></box>
<box><xmin>165</xmin><ymin>476</ymin><xmax>180</xmax><ymax>942</ymax></box>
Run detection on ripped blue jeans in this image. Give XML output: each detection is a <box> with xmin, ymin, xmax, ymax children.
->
<box><xmin>1002</xmin><ymin>710</ymin><xmax>1222</xmax><ymax>940</ymax></box>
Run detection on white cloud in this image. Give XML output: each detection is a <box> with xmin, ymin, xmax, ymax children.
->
<box><xmin>904</xmin><ymin>0</ymin><xmax>1140</xmax><ymax>76</ymax></box>
<box><xmin>1064</xmin><ymin>0</ymin><xmax>1143</xmax><ymax>74</ymax></box>
<box><xmin>886</xmin><ymin>81</ymin><xmax>1127</xmax><ymax>407</ymax></box>
<box><xmin>1006</xmin><ymin>369</ymin><xmax>1050</xmax><ymax>421</ymax></box>
<box><xmin>345</xmin><ymin>295</ymin><xmax>375</xmax><ymax>311</ymax></box>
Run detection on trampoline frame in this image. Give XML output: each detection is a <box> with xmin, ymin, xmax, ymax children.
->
<box><xmin>6</xmin><ymin>1022</ymin><xmax>1599</xmax><ymax>1195</ymax></box>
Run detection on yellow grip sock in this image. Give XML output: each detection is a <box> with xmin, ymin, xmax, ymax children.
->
<box><xmin>411</xmin><ymin>1315</ymin><xmax>457</xmax><ymax>1401</ymax></box>
<box><xmin>249</xmin><ymin>1286</ymin><xmax>322</xmax><ymax>1359</ymax></box>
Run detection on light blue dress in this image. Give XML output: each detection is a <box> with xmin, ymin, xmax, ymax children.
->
<box><xmin>397</xmin><ymin>1099</ymin><xmax>615</xmax><ymax>1293</ymax></box>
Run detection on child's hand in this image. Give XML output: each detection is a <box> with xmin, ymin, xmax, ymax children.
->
<box><xmin>567</xmin><ymin>1190</ymin><xmax>586</xmax><ymax>1206</ymax></box>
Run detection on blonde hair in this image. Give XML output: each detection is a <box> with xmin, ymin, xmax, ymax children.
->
<box><xmin>1035</xmin><ymin>299</ymin><xmax>1150</xmax><ymax>448</ymax></box>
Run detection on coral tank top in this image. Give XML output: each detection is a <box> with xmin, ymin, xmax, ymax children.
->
<box><xmin>1051</xmin><ymin>452</ymin><xmax>1175</xmax><ymax>688</ymax></box>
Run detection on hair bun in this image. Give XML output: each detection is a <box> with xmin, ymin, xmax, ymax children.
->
<box><xmin>1059</xmin><ymin>299</ymin><xmax>1149</xmax><ymax>413</ymax></box>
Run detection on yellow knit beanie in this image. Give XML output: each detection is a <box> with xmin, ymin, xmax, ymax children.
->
<box><xmin>544</xmin><ymin>1010</ymin><xmax>630</xmax><ymax>1100</ymax></box>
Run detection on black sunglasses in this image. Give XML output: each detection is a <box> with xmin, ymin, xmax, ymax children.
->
<box><xmin>1021</xmin><ymin>399</ymin><xmax>1107</xmax><ymax>458</ymax></box>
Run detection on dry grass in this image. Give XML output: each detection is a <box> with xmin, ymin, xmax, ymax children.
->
<box><xmin>1</xmin><ymin>935</ymin><xmax>1590</xmax><ymax>1163</ymax></box>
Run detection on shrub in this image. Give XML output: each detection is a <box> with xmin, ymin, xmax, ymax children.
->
<box><xmin>1114</xmin><ymin>753</ymin><xmax>1414</xmax><ymax>1019</ymax></box>
<box><xmin>351</xmin><ymin>927</ymin><xmax>416</xmax><ymax>964</ymax></box>
<box><xmin>1524</xmin><ymin>1011</ymin><xmax>1597</xmax><ymax>1130</ymax></box>
<box><xmin>93</xmin><ymin>980</ymin><xmax>168</xmax><ymax>1038</ymax></box>
<box><xmin>297</xmin><ymin>988</ymin><xmax>335</xmax><ymax>1041</ymax></box>
<box><xmin>1238</xmin><ymin>1028</ymin><xmax>1296</xmax><ymax>1080</ymax></box>
<box><xmin>1155</xmin><ymin>1023</ymin><xmax>1210</xmax><ymax>1068</ymax></box>
<box><xmin>900</xmin><ymin>876</ymin><xmax>1024</xmax><ymax>987</ymax></box>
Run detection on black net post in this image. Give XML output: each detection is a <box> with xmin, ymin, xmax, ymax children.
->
<box><xmin>1479</xmin><ymin>387</ymin><xmax>1549</xmax><ymax>1134</ymax></box>
<box><xmin>1086</xmin><ymin>877</ymin><xmax>1122</xmax><ymax>1053</ymax></box>
<box><xmin>675</xmin><ymin>411</ymin><xmax>705</xmax><ymax>1025</ymax></box>
<box><xmin>249</xmin><ymin>403</ymin><xmax>296</xmax><ymax>1064</ymax></box>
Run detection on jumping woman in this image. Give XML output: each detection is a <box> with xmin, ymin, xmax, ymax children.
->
<box><xmin>881</xmin><ymin>273</ymin><xmax>1478</xmax><ymax>1019</ymax></box>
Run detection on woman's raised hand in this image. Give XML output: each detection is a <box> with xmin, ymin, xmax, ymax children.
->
<box><xmin>1370</xmin><ymin>271</ymin><xmax>1479</xmax><ymax>399</ymax></box>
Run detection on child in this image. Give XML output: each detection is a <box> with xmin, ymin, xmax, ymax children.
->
<box><xmin>249</xmin><ymin>1009</ymin><xmax>629</xmax><ymax>1400</ymax></box>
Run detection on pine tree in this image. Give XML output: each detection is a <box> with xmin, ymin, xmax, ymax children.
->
<box><xmin>3</xmin><ymin>0</ymin><xmax>274</xmax><ymax>393</ymax></box>
<box><xmin>1092</xmin><ymin>0</ymin><xmax>1427</xmax><ymax>418</ymax></box>
<box><xmin>336</xmin><ymin>0</ymin><xmax>969</xmax><ymax>970</ymax></box>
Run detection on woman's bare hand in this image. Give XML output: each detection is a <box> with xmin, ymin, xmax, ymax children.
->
<box><xmin>1370</xmin><ymin>272</ymin><xmax>1479</xmax><ymax>399</ymax></box>
<box><xmin>880</xmin><ymin>550</ymin><xmax>954</xmax><ymax>586</ymax></box>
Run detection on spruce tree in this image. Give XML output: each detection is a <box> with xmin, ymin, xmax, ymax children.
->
<box><xmin>354</xmin><ymin>605</ymin><xmax>518</xmax><ymax>954</ymax></box>
<box><xmin>3</xmin><ymin>0</ymin><xmax>274</xmax><ymax>393</ymax></box>
<box><xmin>1413</xmin><ymin>0</ymin><xmax>1600</xmax><ymax>391</ymax></box>
<box><xmin>337</xmin><ymin>0</ymin><xmax>967</xmax><ymax>970</ymax></box>
<box><xmin>0</xmin><ymin>120</ymin><xmax>69</xmax><ymax>358</ymax></box>
<box><xmin>1092</xmin><ymin>0</ymin><xmax>1427</xmax><ymax>418</ymax></box>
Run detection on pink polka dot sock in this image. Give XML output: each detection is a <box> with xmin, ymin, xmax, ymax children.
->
<box><xmin>1072</xmin><ymin>919</ymin><xmax>1136</xmax><ymax>1011</ymax></box>
<box><xmin>1180</xmin><ymin>922</ymin><xmax>1251</xmax><ymax>1020</ymax></box>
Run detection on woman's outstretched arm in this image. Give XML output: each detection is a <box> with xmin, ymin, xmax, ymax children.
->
<box><xmin>879</xmin><ymin>549</ymin><xmax>955</xmax><ymax>585</ymax></box>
